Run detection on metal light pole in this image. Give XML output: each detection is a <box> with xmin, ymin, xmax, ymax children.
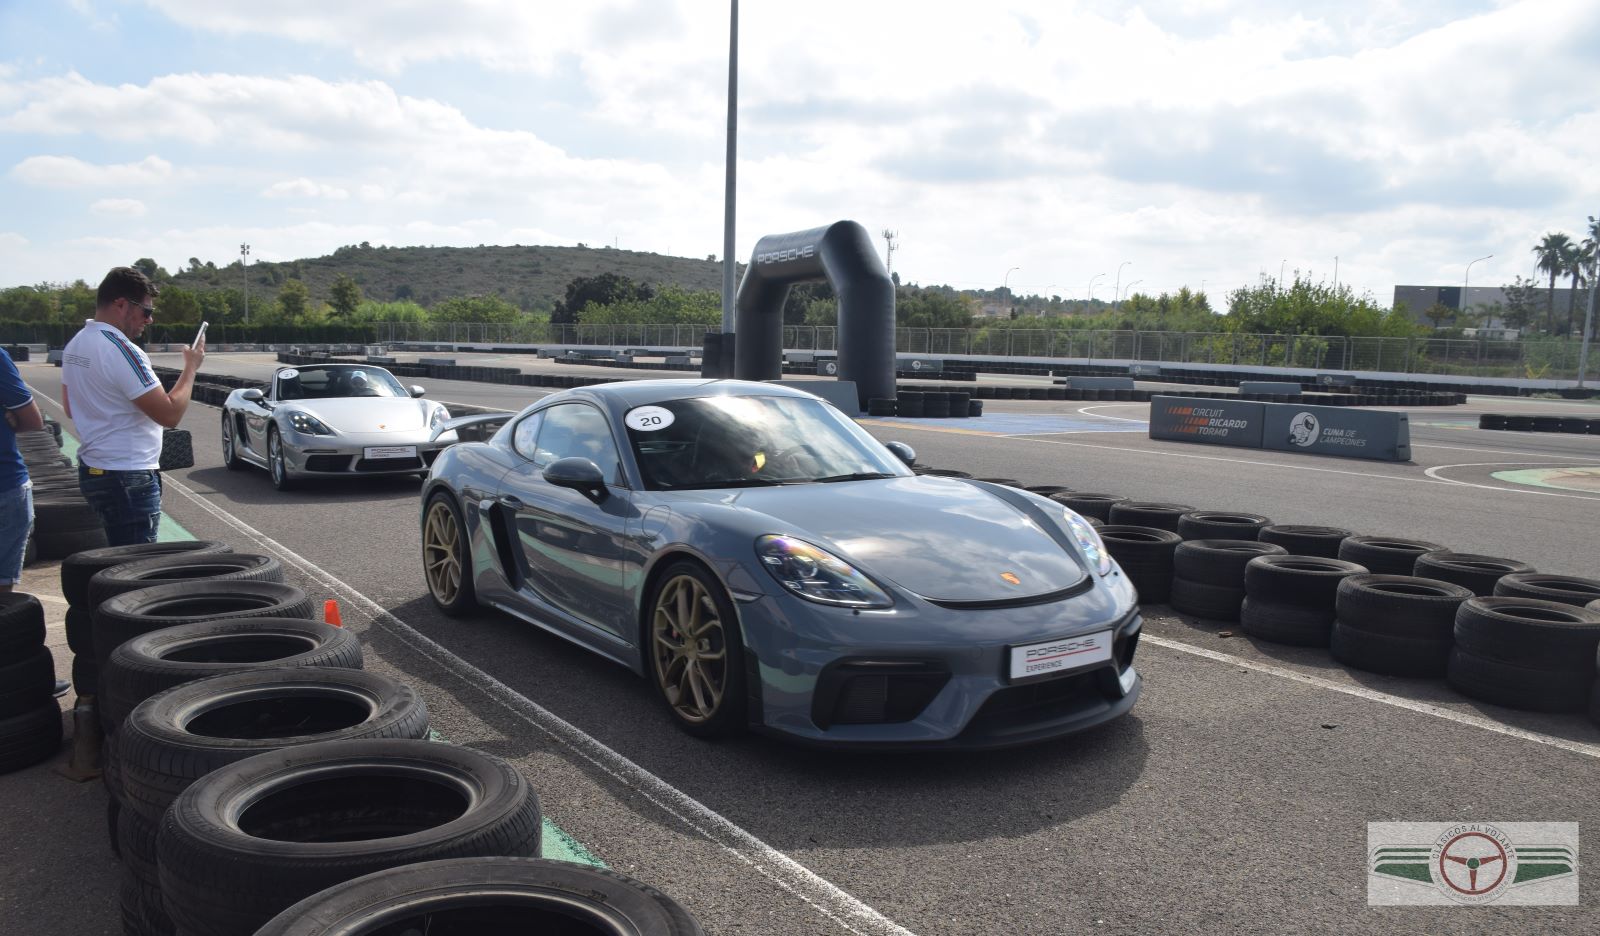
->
<box><xmin>1121</xmin><ymin>279</ymin><xmax>1143</xmax><ymax>302</ymax></box>
<box><xmin>240</xmin><ymin>243</ymin><xmax>250</xmax><ymax>324</ymax></box>
<box><xmin>720</xmin><ymin>0</ymin><xmax>738</xmax><ymax>334</ymax></box>
<box><xmin>1087</xmin><ymin>272</ymin><xmax>1106</xmax><ymax>307</ymax></box>
<box><xmin>1279</xmin><ymin>259</ymin><xmax>1288</xmax><ymax>284</ymax></box>
<box><xmin>1333</xmin><ymin>256</ymin><xmax>1338</xmax><ymax>290</ymax></box>
<box><xmin>1003</xmin><ymin>266</ymin><xmax>1020</xmax><ymax>315</ymax></box>
<box><xmin>1463</xmin><ymin>254</ymin><xmax>1492</xmax><ymax>320</ymax></box>
<box><xmin>1113</xmin><ymin>261</ymin><xmax>1131</xmax><ymax>308</ymax></box>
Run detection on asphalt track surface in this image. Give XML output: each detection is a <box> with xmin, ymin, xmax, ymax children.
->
<box><xmin>7</xmin><ymin>352</ymin><xmax>1600</xmax><ymax>935</ymax></box>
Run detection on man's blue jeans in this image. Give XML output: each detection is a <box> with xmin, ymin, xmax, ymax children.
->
<box><xmin>78</xmin><ymin>465</ymin><xmax>162</xmax><ymax>547</ymax></box>
<box><xmin>0</xmin><ymin>480</ymin><xmax>31</xmax><ymax>586</ymax></box>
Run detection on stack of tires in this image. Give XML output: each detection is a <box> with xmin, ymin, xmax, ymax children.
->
<box><xmin>1107</xmin><ymin>502</ymin><xmax>1195</xmax><ymax>532</ymax></box>
<box><xmin>1051</xmin><ymin>492</ymin><xmax>1126</xmax><ymax>522</ymax></box>
<box><xmin>1338</xmin><ymin>536</ymin><xmax>1443</xmax><ymax>575</ymax></box>
<box><xmin>1098</xmin><ymin>526</ymin><xmax>1182</xmax><ymax>603</ymax></box>
<box><xmin>1258</xmin><ymin>525</ymin><xmax>1350</xmax><ymax>559</ymax></box>
<box><xmin>1446</xmin><ymin>598</ymin><xmax>1600</xmax><ymax>714</ymax></box>
<box><xmin>1412</xmin><ymin>551</ymin><xmax>1533</xmax><ymax>596</ymax></box>
<box><xmin>1170</xmin><ymin>540</ymin><xmax>1287</xmax><ymax>621</ymax></box>
<box><xmin>0</xmin><ymin>593</ymin><xmax>63</xmax><ymax>774</ymax></box>
<box><xmin>1331</xmin><ymin>575</ymin><xmax>1474</xmax><ymax>676</ymax></box>
<box><xmin>1241</xmin><ymin>555</ymin><xmax>1368</xmax><ymax>646</ymax></box>
<box><xmin>15</xmin><ymin>426</ymin><xmax>107</xmax><ymax>561</ymax></box>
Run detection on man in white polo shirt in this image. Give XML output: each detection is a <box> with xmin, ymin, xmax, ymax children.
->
<box><xmin>62</xmin><ymin>266</ymin><xmax>204</xmax><ymax>545</ymax></box>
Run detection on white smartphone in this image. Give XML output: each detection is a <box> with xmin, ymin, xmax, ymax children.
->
<box><xmin>193</xmin><ymin>321</ymin><xmax>209</xmax><ymax>348</ymax></box>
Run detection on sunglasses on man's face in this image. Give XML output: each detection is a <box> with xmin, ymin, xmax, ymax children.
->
<box><xmin>126</xmin><ymin>299</ymin><xmax>155</xmax><ymax>319</ymax></box>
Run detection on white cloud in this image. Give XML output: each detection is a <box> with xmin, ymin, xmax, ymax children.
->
<box><xmin>90</xmin><ymin>198</ymin><xmax>147</xmax><ymax>216</ymax></box>
<box><xmin>0</xmin><ymin>232</ymin><xmax>28</xmax><ymax>249</ymax></box>
<box><xmin>9</xmin><ymin>155</ymin><xmax>176</xmax><ymax>188</ymax></box>
<box><xmin>262</xmin><ymin>178</ymin><xmax>349</xmax><ymax>200</ymax></box>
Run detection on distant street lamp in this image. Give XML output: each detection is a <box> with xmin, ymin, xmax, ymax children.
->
<box><xmin>1113</xmin><ymin>261</ymin><xmax>1131</xmax><ymax>307</ymax></box>
<box><xmin>1279</xmin><ymin>259</ymin><xmax>1288</xmax><ymax>284</ymax></box>
<box><xmin>240</xmin><ymin>243</ymin><xmax>251</xmax><ymax>324</ymax></box>
<box><xmin>1463</xmin><ymin>254</ymin><xmax>1493</xmax><ymax>319</ymax></box>
<box><xmin>1121</xmin><ymin>279</ymin><xmax>1143</xmax><ymax>302</ymax></box>
<box><xmin>1003</xmin><ymin>266</ymin><xmax>1020</xmax><ymax>314</ymax></box>
<box><xmin>1087</xmin><ymin>272</ymin><xmax>1106</xmax><ymax>306</ymax></box>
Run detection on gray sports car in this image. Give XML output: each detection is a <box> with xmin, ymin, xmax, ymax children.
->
<box><xmin>421</xmin><ymin>379</ymin><xmax>1142</xmax><ymax>748</ymax></box>
<box><xmin>221</xmin><ymin>363</ymin><xmax>454</xmax><ymax>490</ymax></box>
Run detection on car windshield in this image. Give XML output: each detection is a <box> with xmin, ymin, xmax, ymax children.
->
<box><xmin>276</xmin><ymin>366</ymin><xmax>407</xmax><ymax>400</ymax></box>
<box><xmin>626</xmin><ymin>394</ymin><xmax>908</xmax><ymax>490</ymax></box>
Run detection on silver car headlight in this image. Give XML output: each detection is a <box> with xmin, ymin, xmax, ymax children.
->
<box><xmin>429</xmin><ymin>404</ymin><xmax>447</xmax><ymax>430</ymax></box>
<box><xmin>1064</xmin><ymin>509</ymin><xmax>1114</xmax><ymax>576</ymax></box>
<box><xmin>285</xmin><ymin>411</ymin><xmax>334</xmax><ymax>435</ymax></box>
<box><xmin>756</xmin><ymin>535</ymin><xmax>893</xmax><ymax>609</ymax></box>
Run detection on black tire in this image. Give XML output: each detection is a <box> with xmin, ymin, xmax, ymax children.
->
<box><xmin>72</xmin><ymin>652</ymin><xmax>97</xmax><ymax>697</ymax></box>
<box><xmin>1176</xmin><ymin>511</ymin><xmax>1272</xmax><ymax>541</ymax></box>
<box><xmin>921</xmin><ymin>468</ymin><xmax>971</xmax><ymax>479</ymax></box>
<box><xmin>1051</xmin><ymin>492</ymin><xmax>1126</xmax><ymax>522</ymax></box>
<box><xmin>1446</xmin><ymin>647</ymin><xmax>1592</xmax><ymax>713</ymax></box>
<box><xmin>1024</xmin><ymin>484</ymin><xmax>1073</xmax><ymax>496</ymax></box>
<box><xmin>1240</xmin><ymin>596</ymin><xmax>1336</xmax><ymax>646</ymax></box>
<box><xmin>87</xmin><ymin>552</ymin><xmax>285</xmax><ymax>612</ymax></box>
<box><xmin>422</xmin><ymin>492</ymin><xmax>478</xmax><ymax>616</ymax></box>
<box><xmin>102</xmin><ymin>618</ymin><xmax>364</xmax><ymax>736</ymax></box>
<box><xmin>221</xmin><ymin>412</ymin><xmax>246</xmax><ymax>470</ymax></box>
<box><xmin>1108</xmin><ymin>502</ymin><xmax>1195</xmax><ymax>532</ymax></box>
<box><xmin>1173</xmin><ymin>540</ymin><xmax>1287</xmax><ymax>585</ymax></box>
<box><xmin>107</xmin><ymin>796</ymin><xmax>121</xmax><ymax>858</ymax></box>
<box><xmin>645</xmin><ymin>560</ymin><xmax>748</xmax><ymax>738</ymax></box>
<box><xmin>253</xmin><ymin>857</ymin><xmax>706</xmax><ymax>936</ymax></box>
<box><xmin>866</xmin><ymin>398</ymin><xmax>897</xmax><ymax>417</ymax></box>
<box><xmin>1338</xmin><ymin>536</ymin><xmax>1446</xmax><ymax>576</ymax></box>
<box><xmin>1412</xmin><ymin>551</ymin><xmax>1534</xmax><ymax>597</ymax></box>
<box><xmin>30</xmin><ymin>497</ymin><xmax>107</xmax><ymax>560</ymax></box>
<box><xmin>0</xmin><ymin>645</ymin><xmax>55</xmax><ymax>718</ymax></box>
<box><xmin>1478</xmin><ymin>414</ymin><xmax>1507</xmax><ymax>430</ymax></box>
<box><xmin>1493</xmin><ymin>573</ymin><xmax>1600</xmax><ymax>608</ymax></box>
<box><xmin>1330</xmin><ymin>620</ymin><xmax>1451</xmax><ymax>677</ymax></box>
<box><xmin>60</xmin><ymin>540</ymin><xmax>232</xmax><ymax>609</ymax></box>
<box><xmin>1334</xmin><ymin>574</ymin><xmax>1473</xmax><ymax>640</ymax></box>
<box><xmin>923</xmin><ymin>394</ymin><xmax>951</xmax><ymax>418</ymax></box>
<box><xmin>1098</xmin><ymin>525</ymin><xmax>1184</xmax><ymax>565</ymax></box>
<box><xmin>1452</xmin><ymin>597</ymin><xmax>1600</xmax><ymax>672</ymax></box>
<box><xmin>0</xmin><ymin>702</ymin><xmax>63</xmax><ymax>774</ymax></box>
<box><xmin>1503</xmin><ymin>415</ymin><xmax>1533</xmax><ymax>431</ymax></box>
<box><xmin>973</xmin><ymin>477</ymin><xmax>1023</xmax><ymax>487</ymax></box>
<box><xmin>158</xmin><ymin>738</ymin><xmax>542</xmax><ymax>936</ymax></box>
<box><xmin>0</xmin><ymin>593</ymin><xmax>45</xmax><ymax>657</ymax></box>
<box><xmin>117</xmin><ymin>667</ymin><xmax>428</xmax><ymax>824</ymax></box>
<box><xmin>896</xmin><ymin>393</ymin><xmax>924</xmax><ymax>418</ymax></box>
<box><xmin>1531</xmin><ymin>415</ymin><xmax>1562</xmax><ymax>433</ymax></box>
<box><xmin>1169</xmin><ymin>577</ymin><xmax>1247</xmax><ymax>620</ymax></box>
<box><xmin>1244</xmin><ymin>555</ymin><xmax>1368</xmax><ymax>606</ymax></box>
<box><xmin>119</xmin><ymin>873</ymin><xmax>172</xmax><ymax>936</ymax></box>
<box><xmin>65</xmin><ymin>604</ymin><xmax>93</xmax><ymax>656</ymax></box>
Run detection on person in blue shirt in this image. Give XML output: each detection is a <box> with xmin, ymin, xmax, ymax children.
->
<box><xmin>1</xmin><ymin>347</ymin><xmax>45</xmax><ymax>592</ymax></box>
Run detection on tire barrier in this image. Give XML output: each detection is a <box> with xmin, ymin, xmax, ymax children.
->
<box><xmin>1330</xmin><ymin>575</ymin><xmax>1474</xmax><ymax>677</ymax></box>
<box><xmin>157</xmin><ymin>738</ymin><xmax>543</xmax><ymax>936</ymax></box>
<box><xmin>1051</xmin><ymin>492</ymin><xmax>1127</xmax><ymax>522</ymax></box>
<box><xmin>1258</xmin><ymin>525</ymin><xmax>1351</xmax><ymax>559</ymax></box>
<box><xmin>1411</xmin><ymin>551</ymin><xmax>1534</xmax><ymax>597</ymax></box>
<box><xmin>1241</xmin><ymin>556</ymin><xmax>1368</xmax><ymax>646</ymax></box>
<box><xmin>1107</xmin><ymin>502</ymin><xmax>1195</xmax><ymax>532</ymax></box>
<box><xmin>61</xmin><ymin>542</ymin><xmax>233</xmax><ymax>611</ymax></box>
<box><xmin>253</xmin><ymin>857</ymin><xmax>707</xmax><ymax>936</ymax></box>
<box><xmin>1479</xmin><ymin>413</ymin><xmax>1600</xmax><ymax>434</ymax></box>
<box><xmin>86</xmin><ymin>552</ymin><xmax>284</xmax><ymax>618</ymax></box>
<box><xmin>0</xmin><ymin>594</ymin><xmax>63</xmax><ymax>775</ymax></box>
<box><xmin>1493</xmin><ymin>573</ymin><xmax>1600</xmax><ymax>607</ymax></box>
<box><xmin>973</xmin><ymin>477</ymin><xmax>1024</xmax><ymax>488</ymax></box>
<box><xmin>1170</xmin><ymin>540</ymin><xmax>1287</xmax><ymax>621</ymax></box>
<box><xmin>1176</xmin><ymin>511</ymin><xmax>1272</xmax><ymax>541</ymax></box>
<box><xmin>1098</xmin><ymin>526</ymin><xmax>1182</xmax><ymax>603</ymax></box>
<box><xmin>1337</xmin><ymin>536</ymin><xmax>1445</xmax><ymax>576</ymax></box>
<box><xmin>1446</xmin><ymin>598</ymin><xmax>1600</xmax><ymax>713</ymax></box>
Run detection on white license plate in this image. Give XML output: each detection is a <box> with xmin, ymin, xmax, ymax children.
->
<box><xmin>1009</xmin><ymin>630</ymin><xmax>1114</xmax><ymax>681</ymax></box>
<box><xmin>363</xmin><ymin>445</ymin><xmax>417</xmax><ymax>460</ymax></box>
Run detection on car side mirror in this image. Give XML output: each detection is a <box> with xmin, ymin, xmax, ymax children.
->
<box><xmin>544</xmin><ymin>456</ymin><xmax>607</xmax><ymax>500</ymax></box>
<box><xmin>241</xmin><ymin>388</ymin><xmax>264</xmax><ymax>403</ymax></box>
<box><xmin>410</xmin><ymin>385</ymin><xmax>427</xmax><ymax>398</ymax></box>
<box><xmin>884</xmin><ymin>441</ymin><xmax>916</xmax><ymax>467</ymax></box>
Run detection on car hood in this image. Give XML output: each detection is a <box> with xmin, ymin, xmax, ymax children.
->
<box><xmin>284</xmin><ymin>397</ymin><xmax>437</xmax><ymax>434</ymax></box>
<box><xmin>662</xmin><ymin>476</ymin><xmax>1087</xmax><ymax>602</ymax></box>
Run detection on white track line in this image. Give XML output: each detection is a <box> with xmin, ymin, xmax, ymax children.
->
<box><xmin>1140</xmin><ymin>635</ymin><xmax>1600</xmax><ymax>761</ymax></box>
<box><xmin>1422</xmin><ymin>463</ymin><xmax>1600</xmax><ymax>501</ymax></box>
<box><xmin>28</xmin><ymin>387</ymin><xmax>915</xmax><ymax>936</ymax></box>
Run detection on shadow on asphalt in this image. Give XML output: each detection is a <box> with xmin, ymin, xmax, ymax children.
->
<box><xmin>179</xmin><ymin>465</ymin><xmax>425</xmax><ymax>508</ymax></box>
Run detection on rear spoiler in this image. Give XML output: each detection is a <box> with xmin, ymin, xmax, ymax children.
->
<box><xmin>430</xmin><ymin>412</ymin><xmax>513</xmax><ymax>444</ymax></box>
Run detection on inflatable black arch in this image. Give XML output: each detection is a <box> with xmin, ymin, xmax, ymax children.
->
<box><xmin>719</xmin><ymin>220</ymin><xmax>896</xmax><ymax>410</ymax></box>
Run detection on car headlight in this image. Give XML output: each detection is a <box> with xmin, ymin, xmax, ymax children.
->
<box><xmin>429</xmin><ymin>405</ymin><xmax>447</xmax><ymax>429</ymax></box>
<box><xmin>756</xmin><ymin>535</ymin><xmax>893</xmax><ymax>609</ymax></box>
<box><xmin>285</xmin><ymin>411</ymin><xmax>334</xmax><ymax>435</ymax></box>
<box><xmin>1064</xmin><ymin>509</ymin><xmax>1114</xmax><ymax>576</ymax></box>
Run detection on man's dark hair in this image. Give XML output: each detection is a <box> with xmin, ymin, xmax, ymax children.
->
<box><xmin>96</xmin><ymin>266</ymin><xmax>160</xmax><ymax>308</ymax></box>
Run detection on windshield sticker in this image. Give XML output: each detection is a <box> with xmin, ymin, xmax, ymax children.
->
<box><xmin>625</xmin><ymin>406</ymin><xmax>675</xmax><ymax>432</ymax></box>
<box><xmin>278</xmin><ymin>368</ymin><xmax>299</xmax><ymax>380</ymax></box>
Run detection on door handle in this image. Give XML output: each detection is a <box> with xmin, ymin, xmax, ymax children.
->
<box><xmin>499</xmin><ymin>495</ymin><xmax>524</xmax><ymax>508</ymax></box>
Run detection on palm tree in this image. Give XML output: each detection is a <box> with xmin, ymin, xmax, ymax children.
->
<box><xmin>1563</xmin><ymin>241</ymin><xmax>1587</xmax><ymax>336</ymax></box>
<box><xmin>1532</xmin><ymin>232</ymin><xmax>1573</xmax><ymax>334</ymax></box>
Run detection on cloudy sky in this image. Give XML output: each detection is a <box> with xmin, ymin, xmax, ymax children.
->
<box><xmin>1</xmin><ymin>0</ymin><xmax>1597</xmax><ymax>304</ymax></box>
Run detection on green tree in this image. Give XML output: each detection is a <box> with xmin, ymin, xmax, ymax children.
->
<box><xmin>1532</xmin><ymin>232</ymin><xmax>1573</xmax><ymax>335</ymax></box>
<box><xmin>430</xmin><ymin>294</ymin><xmax>520</xmax><ymax>323</ymax></box>
<box><xmin>156</xmin><ymin>285</ymin><xmax>201</xmax><ymax>325</ymax></box>
<box><xmin>897</xmin><ymin>286</ymin><xmax>975</xmax><ymax>328</ymax></box>
<box><xmin>1564</xmin><ymin>241</ymin><xmax>1592</xmax><ymax>336</ymax></box>
<box><xmin>0</xmin><ymin>286</ymin><xmax>54</xmax><ymax>322</ymax></box>
<box><xmin>577</xmin><ymin>285</ymin><xmax>720</xmax><ymax>325</ymax></box>
<box><xmin>551</xmin><ymin>273</ymin><xmax>652</xmax><ymax>324</ymax></box>
<box><xmin>132</xmin><ymin>258</ymin><xmax>171</xmax><ymax>282</ymax></box>
<box><xmin>1501</xmin><ymin>275</ymin><xmax>1540</xmax><ymax>332</ymax></box>
<box><xmin>329</xmin><ymin>274</ymin><xmax>363</xmax><ymax>317</ymax></box>
<box><xmin>277</xmin><ymin>279</ymin><xmax>311</xmax><ymax>320</ymax></box>
<box><xmin>1422</xmin><ymin>302</ymin><xmax>1457</xmax><ymax>329</ymax></box>
<box><xmin>351</xmin><ymin>300</ymin><xmax>429</xmax><ymax>323</ymax></box>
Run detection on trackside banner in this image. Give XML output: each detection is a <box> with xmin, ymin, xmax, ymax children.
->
<box><xmin>1150</xmin><ymin>396</ymin><xmax>1411</xmax><ymax>462</ymax></box>
<box><xmin>1148</xmin><ymin>397</ymin><xmax>1265</xmax><ymax>448</ymax></box>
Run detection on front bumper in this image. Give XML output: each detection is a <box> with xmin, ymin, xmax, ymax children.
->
<box><xmin>281</xmin><ymin>428</ymin><xmax>454</xmax><ymax>476</ymax></box>
<box><xmin>742</xmin><ymin>568</ymin><xmax>1144</xmax><ymax>750</ymax></box>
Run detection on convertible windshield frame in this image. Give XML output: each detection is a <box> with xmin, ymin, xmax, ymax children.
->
<box><xmin>274</xmin><ymin>365</ymin><xmax>408</xmax><ymax>401</ymax></box>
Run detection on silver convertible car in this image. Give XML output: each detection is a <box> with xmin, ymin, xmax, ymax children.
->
<box><xmin>421</xmin><ymin>379</ymin><xmax>1142</xmax><ymax>749</ymax></box>
<box><xmin>221</xmin><ymin>363</ymin><xmax>454</xmax><ymax>490</ymax></box>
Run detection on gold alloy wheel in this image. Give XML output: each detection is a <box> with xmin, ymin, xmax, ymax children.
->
<box><xmin>652</xmin><ymin>574</ymin><xmax>727</xmax><ymax>723</ymax></box>
<box><xmin>423</xmin><ymin>500</ymin><xmax>463</xmax><ymax>605</ymax></box>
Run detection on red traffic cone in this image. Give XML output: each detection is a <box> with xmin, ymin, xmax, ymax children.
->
<box><xmin>324</xmin><ymin>599</ymin><xmax>343</xmax><ymax>627</ymax></box>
